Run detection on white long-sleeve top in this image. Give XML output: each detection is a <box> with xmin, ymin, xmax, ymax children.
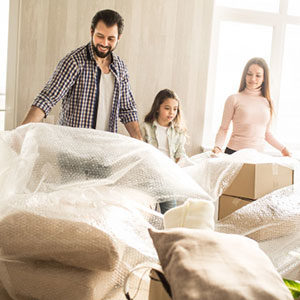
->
<box><xmin>214</xmin><ymin>88</ymin><xmax>284</xmax><ymax>152</ymax></box>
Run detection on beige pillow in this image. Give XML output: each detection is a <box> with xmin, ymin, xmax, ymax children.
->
<box><xmin>149</xmin><ymin>228</ymin><xmax>293</xmax><ymax>300</ymax></box>
<box><xmin>0</xmin><ymin>281</ymin><xmax>12</xmax><ymax>300</ymax></box>
<box><xmin>0</xmin><ymin>211</ymin><xmax>121</xmax><ymax>271</ymax></box>
<box><xmin>0</xmin><ymin>260</ymin><xmax>110</xmax><ymax>300</ymax></box>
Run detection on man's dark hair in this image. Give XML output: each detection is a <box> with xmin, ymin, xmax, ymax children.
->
<box><xmin>91</xmin><ymin>9</ymin><xmax>124</xmax><ymax>36</ymax></box>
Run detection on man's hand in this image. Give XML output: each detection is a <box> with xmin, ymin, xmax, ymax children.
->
<box><xmin>124</xmin><ymin>121</ymin><xmax>143</xmax><ymax>140</ymax></box>
<box><xmin>21</xmin><ymin>106</ymin><xmax>45</xmax><ymax>125</ymax></box>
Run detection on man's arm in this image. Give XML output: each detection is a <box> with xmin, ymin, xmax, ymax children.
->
<box><xmin>117</xmin><ymin>60</ymin><xmax>142</xmax><ymax>139</ymax></box>
<box><xmin>124</xmin><ymin>121</ymin><xmax>143</xmax><ymax>140</ymax></box>
<box><xmin>24</xmin><ymin>54</ymin><xmax>79</xmax><ymax>126</ymax></box>
<box><xmin>22</xmin><ymin>106</ymin><xmax>45</xmax><ymax>125</ymax></box>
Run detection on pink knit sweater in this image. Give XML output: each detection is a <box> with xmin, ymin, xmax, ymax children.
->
<box><xmin>214</xmin><ymin>88</ymin><xmax>284</xmax><ymax>152</ymax></box>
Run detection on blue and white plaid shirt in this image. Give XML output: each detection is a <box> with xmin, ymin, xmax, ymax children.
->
<box><xmin>33</xmin><ymin>42</ymin><xmax>138</xmax><ymax>132</ymax></box>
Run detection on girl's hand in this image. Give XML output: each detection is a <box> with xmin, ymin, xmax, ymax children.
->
<box><xmin>212</xmin><ymin>146</ymin><xmax>222</xmax><ymax>154</ymax></box>
<box><xmin>281</xmin><ymin>147</ymin><xmax>291</xmax><ymax>157</ymax></box>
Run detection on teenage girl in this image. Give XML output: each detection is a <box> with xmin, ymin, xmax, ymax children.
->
<box><xmin>141</xmin><ymin>88</ymin><xmax>187</xmax><ymax>214</ymax></box>
<box><xmin>213</xmin><ymin>57</ymin><xmax>291</xmax><ymax>156</ymax></box>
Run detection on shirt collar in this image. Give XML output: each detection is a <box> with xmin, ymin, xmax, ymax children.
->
<box><xmin>87</xmin><ymin>42</ymin><xmax>119</xmax><ymax>80</ymax></box>
<box><xmin>152</xmin><ymin>120</ymin><xmax>174</xmax><ymax>129</ymax></box>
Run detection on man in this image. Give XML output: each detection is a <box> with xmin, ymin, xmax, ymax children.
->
<box><xmin>22</xmin><ymin>9</ymin><xmax>142</xmax><ymax>139</ymax></box>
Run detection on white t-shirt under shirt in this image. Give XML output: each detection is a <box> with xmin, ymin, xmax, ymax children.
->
<box><xmin>95</xmin><ymin>71</ymin><xmax>115</xmax><ymax>131</ymax></box>
<box><xmin>155</xmin><ymin>123</ymin><xmax>170</xmax><ymax>157</ymax></box>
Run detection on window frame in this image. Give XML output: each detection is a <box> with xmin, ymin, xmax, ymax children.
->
<box><xmin>203</xmin><ymin>0</ymin><xmax>300</xmax><ymax>150</ymax></box>
<box><xmin>5</xmin><ymin>0</ymin><xmax>20</xmax><ymax>130</ymax></box>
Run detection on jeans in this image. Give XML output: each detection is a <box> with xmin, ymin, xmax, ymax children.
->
<box><xmin>158</xmin><ymin>200</ymin><xmax>176</xmax><ymax>214</ymax></box>
<box><xmin>225</xmin><ymin>147</ymin><xmax>236</xmax><ymax>155</ymax></box>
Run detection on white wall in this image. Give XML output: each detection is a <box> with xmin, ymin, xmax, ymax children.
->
<box><xmin>6</xmin><ymin>0</ymin><xmax>214</xmax><ymax>155</ymax></box>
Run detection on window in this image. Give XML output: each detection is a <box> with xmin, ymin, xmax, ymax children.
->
<box><xmin>287</xmin><ymin>0</ymin><xmax>300</xmax><ymax>16</ymax></box>
<box><xmin>0</xmin><ymin>0</ymin><xmax>9</xmax><ymax>131</ymax></box>
<box><xmin>215</xmin><ymin>0</ymin><xmax>280</xmax><ymax>13</ymax></box>
<box><xmin>211</xmin><ymin>22</ymin><xmax>272</xmax><ymax>139</ymax></box>
<box><xmin>204</xmin><ymin>0</ymin><xmax>300</xmax><ymax>153</ymax></box>
<box><xmin>277</xmin><ymin>24</ymin><xmax>300</xmax><ymax>148</ymax></box>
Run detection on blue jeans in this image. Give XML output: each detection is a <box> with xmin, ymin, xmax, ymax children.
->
<box><xmin>159</xmin><ymin>200</ymin><xmax>176</xmax><ymax>214</ymax></box>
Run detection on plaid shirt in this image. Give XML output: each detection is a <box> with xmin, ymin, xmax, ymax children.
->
<box><xmin>33</xmin><ymin>42</ymin><xmax>138</xmax><ymax>132</ymax></box>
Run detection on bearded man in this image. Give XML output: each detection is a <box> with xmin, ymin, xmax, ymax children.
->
<box><xmin>22</xmin><ymin>9</ymin><xmax>142</xmax><ymax>139</ymax></box>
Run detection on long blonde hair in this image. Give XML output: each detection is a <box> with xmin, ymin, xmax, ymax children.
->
<box><xmin>239</xmin><ymin>57</ymin><xmax>274</xmax><ymax>117</ymax></box>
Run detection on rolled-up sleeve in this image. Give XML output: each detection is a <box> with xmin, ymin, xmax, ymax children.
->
<box><xmin>118</xmin><ymin>72</ymin><xmax>138</xmax><ymax>124</ymax></box>
<box><xmin>33</xmin><ymin>55</ymin><xmax>80</xmax><ymax>117</ymax></box>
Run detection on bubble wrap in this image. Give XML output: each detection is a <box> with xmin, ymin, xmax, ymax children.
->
<box><xmin>181</xmin><ymin>149</ymin><xmax>299</xmax><ymax>200</ymax></box>
<box><xmin>216</xmin><ymin>184</ymin><xmax>300</xmax><ymax>280</ymax></box>
<box><xmin>182</xmin><ymin>149</ymin><xmax>300</xmax><ymax>280</ymax></box>
<box><xmin>180</xmin><ymin>152</ymin><xmax>244</xmax><ymax>200</ymax></box>
<box><xmin>0</xmin><ymin>123</ymin><xmax>211</xmax><ymax>300</ymax></box>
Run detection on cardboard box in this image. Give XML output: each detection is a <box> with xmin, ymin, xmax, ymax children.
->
<box><xmin>223</xmin><ymin>163</ymin><xmax>294</xmax><ymax>200</ymax></box>
<box><xmin>218</xmin><ymin>163</ymin><xmax>294</xmax><ymax>220</ymax></box>
<box><xmin>218</xmin><ymin>195</ymin><xmax>252</xmax><ymax>220</ymax></box>
<box><xmin>148</xmin><ymin>269</ymin><xmax>171</xmax><ymax>300</ymax></box>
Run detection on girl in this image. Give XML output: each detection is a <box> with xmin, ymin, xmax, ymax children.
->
<box><xmin>142</xmin><ymin>89</ymin><xmax>187</xmax><ymax>163</ymax></box>
<box><xmin>213</xmin><ymin>57</ymin><xmax>291</xmax><ymax>156</ymax></box>
<box><xmin>142</xmin><ymin>89</ymin><xmax>187</xmax><ymax>214</ymax></box>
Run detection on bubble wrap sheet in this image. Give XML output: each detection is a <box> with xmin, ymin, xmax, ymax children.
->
<box><xmin>181</xmin><ymin>149</ymin><xmax>300</xmax><ymax>280</ymax></box>
<box><xmin>180</xmin><ymin>152</ymin><xmax>244</xmax><ymax>200</ymax></box>
<box><xmin>214</xmin><ymin>154</ymin><xmax>300</xmax><ymax>281</ymax></box>
<box><xmin>0</xmin><ymin>123</ymin><xmax>212</xmax><ymax>300</ymax></box>
<box><xmin>181</xmin><ymin>149</ymin><xmax>299</xmax><ymax>200</ymax></box>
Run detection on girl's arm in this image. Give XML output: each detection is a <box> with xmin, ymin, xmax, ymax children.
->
<box><xmin>213</xmin><ymin>95</ymin><xmax>236</xmax><ymax>153</ymax></box>
<box><xmin>174</xmin><ymin>134</ymin><xmax>187</xmax><ymax>162</ymax></box>
<box><xmin>140</xmin><ymin>123</ymin><xmax>148</xmax><ymax>142</ymax></box>
<box><xmin>265</xmin><ymin>122</ymin><xmax>291</xmax><ymax>156</ymax></box>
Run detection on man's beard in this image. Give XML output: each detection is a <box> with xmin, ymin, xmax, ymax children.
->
<box><xmin>92</xmin><ymin>39</ymin><xmax>117</xmax><ymax>58</ymax></box>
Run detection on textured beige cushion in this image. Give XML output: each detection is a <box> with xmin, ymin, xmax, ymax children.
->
<box><xmin>0</xmin><ymin>260</ymin><xmax>111</xmax><ymax>300</ymax></box>
<box><xmin>0</xmin><ymin>211</ymin><xmax>120</xmax><ymax>271</ymax></box>
<box><xmin>0</xmin><ymin>281</ymin><xmax>12</xmax><ymax>300</ymax></box>
<box><xmin>149</xmin><ymin>228</ymin><xmax>293</xmax><ymax>300</ymax></box>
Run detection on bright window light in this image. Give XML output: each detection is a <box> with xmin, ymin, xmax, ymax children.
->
<box><xmin>0</xmin><ymin>0</ymin><xmax>9</xmax><ymax>94</ymax></box>
<box><xmin>215</xmin><ymin>0</ymin><xmax>280</xmax><ymax>13</ymax></box>
<box><xmin>287</xmin><ymin>0</ymin><xmax>300</xmax><ymax>16</ymax></box>
<box><xmin>0</xmin><ymin>0</ymin><xmax>9</xmax><ymax>130</ymax></box>
<box><xmin>277</xmin><ymin>24</ymin><xmax>300</xmax><ymax>147</ymax></box>
<box><xmin>0</xmin><ymin>95</ymin><xmax>5</xmax><ymax>110</ymax></box>
<box><xmin>211</xmin><ymin>21</ymin><xmax>272</xmax><ymax>139</ymax></box>
<box><xmin>0</xmin><ymin>112</ymin><xmax>4</xmax><ymax>130</ymax></box>
<box><xmin>208</xmin><ymin>0</ymin><xmax>300</xmax><ymax>153</ymax></box>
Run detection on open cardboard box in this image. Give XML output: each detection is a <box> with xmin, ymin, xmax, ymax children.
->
<box><xmin>218</xmin><ymin>163</ymin><xmax>294</xmax><ymax>220</ymax></box>
<box><xmin>223</xmin><ymin>163</ymin><xmax>294</xmax><ymax>200</ymax></box>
